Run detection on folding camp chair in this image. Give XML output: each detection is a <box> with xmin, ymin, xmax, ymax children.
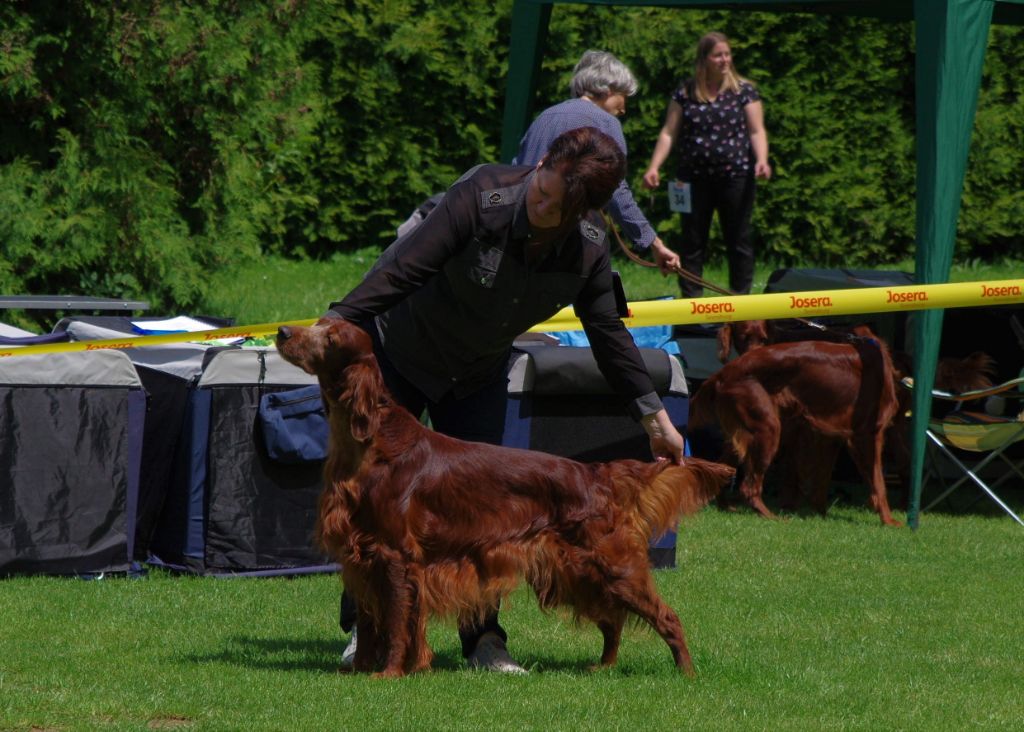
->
<box><xmin>903</xmin><ymin>375</ymin><xmax>1024</xmax><ymax>526</ymax></box>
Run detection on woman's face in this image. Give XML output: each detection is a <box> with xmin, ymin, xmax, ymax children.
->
<box><xmin>526</xmin><ymin>166</ymin><xmax>566</xmax><ymax>229</ymax></box>
<box><xmin>706</xmin><ymin>41</ymin><xmax>732</xmax><ymax>77</ymax></box>
<box><xmin>595</xmin><ymin>92</ymin><xmax>627</xmax><ymax>118</ymax></box>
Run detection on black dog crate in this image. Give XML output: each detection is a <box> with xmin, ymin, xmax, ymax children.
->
<box><xmin>503</xmin><ymin>345</ymin><xmax>690</xmax><ymax>568</ymax></box>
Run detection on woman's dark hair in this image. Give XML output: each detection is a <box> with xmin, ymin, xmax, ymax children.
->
<box><xmin>541</xmin><ymin>126</ymin><xmax>626</xmax><ymax>222</ymax></box>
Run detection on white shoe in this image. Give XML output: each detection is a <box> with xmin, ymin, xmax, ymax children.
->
<box><xmin>467</xmin><ymin>632</ymin><xmax>528</xmax><ymax>674</ymax></box>
<box><xmin>340</xmin><ymin>628</ymin><xmax>357</xmax><ymax>670</ymax></box>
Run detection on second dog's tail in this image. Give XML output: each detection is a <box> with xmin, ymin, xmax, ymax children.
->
<box><xmin>608</xmin><ymin>458</ymin><xmax>735</xmax><ymax>541</ymax></box>
<box><xmin>687</xmin><ymin>376</ymin><xmax>718</xmax><ymax>431</ymax></box>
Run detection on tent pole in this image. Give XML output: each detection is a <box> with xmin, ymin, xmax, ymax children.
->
<box><xmin>500</xmin><ymin>0</ymin><xmax>553</xmax><ymax>163</ymax></box>
<box><xmin>909</xmin><ymin>0</ymin><xmax>993</xmax><ymax>529</ymax></box>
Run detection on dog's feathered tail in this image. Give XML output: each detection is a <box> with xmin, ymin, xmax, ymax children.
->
<box><xmin>607</xmin><ymin>458</ymin><xmax>735</xmax><ymax>541</ymax></box>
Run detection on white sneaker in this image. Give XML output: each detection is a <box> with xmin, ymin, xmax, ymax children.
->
<box><xmin>467</xmin><ymin>632</ymin><xmax>528</xmax><ymax>674</ymax></box>
<box><xmin>340</xmin><ymin>628</ymin><xmax>357</xmax><ymax>670</ymax></box>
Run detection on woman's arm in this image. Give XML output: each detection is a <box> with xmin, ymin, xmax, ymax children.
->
<box><xmin>329</xmin><ymin>174</ymin><xmax>479</xmax><ymax>320</ymax></box>
<box><xmin>642</xmin><ymin>100</ymin><xmax>683</xmax><ymax>190</ymax></box>
<box><xmin>745</xmin><ymin>100</ymin><xmax>772</xmax><ymax>180</ymax></box>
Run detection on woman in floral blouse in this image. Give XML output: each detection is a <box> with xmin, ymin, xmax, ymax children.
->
<box><xmin>643</xmin><ymin>31</ymin><xmax>771</xmax><ymax>298</ymax></box>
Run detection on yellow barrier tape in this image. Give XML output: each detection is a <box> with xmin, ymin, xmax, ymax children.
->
<box><xmin>1</xmin><ymin>279</ymin><xmax>1021</xmax><ymax>358</ymax></box>
<box><xmin>0</xmin><ymin>319</ymin><xmax>316</xmax><ymax>358</ymax></box>
<box><xmin>528</xmin><ymin>279</ymin><xmax>1024</xmax><ymax>332</ymax></box>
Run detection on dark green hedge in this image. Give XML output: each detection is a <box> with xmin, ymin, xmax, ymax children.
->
<box><xmin>1</xmin><ymin>1</ymin><xmax>1021</xmax><ymax>312</ymax></box>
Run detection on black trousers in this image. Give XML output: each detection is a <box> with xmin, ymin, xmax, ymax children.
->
<box><xmin>339</xmin><ymin>321</ymin><xmax>510</xmax><ymax>658</ymax></box>
<box><xmin>676</xmin><ymin>175</ymin><xmax>757</xmax><ymax>298</ymax></box>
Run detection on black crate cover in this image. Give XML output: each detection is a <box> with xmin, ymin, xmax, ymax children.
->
<box><xmin>56</xmin><ymin>317</ymin><xmax>224</xmax><ymax>564</ymax></box>
<box><xmin>504</xmin><ymin>346</ymin><xmax>690</xmax><ymax>568</ymax></box>
<box><xmin>0</xmin><ymin>350</ymin><xmax>145</xmax><ymax>575</ymax></box>
<box><xmin>148</xmin><ymin>348</ymin><xmax>334</xmax><ymax>576</ymax></box>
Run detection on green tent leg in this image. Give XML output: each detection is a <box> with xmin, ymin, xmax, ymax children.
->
<box><xmin>500</xmin><ymin>0</ymin><xmax>552</xmax><ymax>163</ymax></box>
<box><xmin>909</xmin><ymin>0</ymin><xmax>993</xmax><ymax>529</ymax></box>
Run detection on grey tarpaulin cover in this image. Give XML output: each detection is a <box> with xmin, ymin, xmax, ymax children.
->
<box><xmin>0</xmin><ymin>350</ymin><xmax>146</xmax><ymax>575</ymax></box>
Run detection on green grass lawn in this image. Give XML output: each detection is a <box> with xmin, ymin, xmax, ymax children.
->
<box><xmin>2</xmin><ymin>505</ymin><xmax>1022</xmax><ymax>731</ymax></box>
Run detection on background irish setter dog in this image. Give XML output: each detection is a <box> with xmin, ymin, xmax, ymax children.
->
<box><xmin>691</xmin><ymin>333</ymin><xmax>903</xmax><ymax>525</ymax></box>
<box><xmin>712</xmin><ymin>320</ymin><xmax>994</xmax><ymax>514</ymax></box>
<box><xmin>276</xmin><ymin>318</ymin><xmax>734</xmax><ymax>678</ymax></box>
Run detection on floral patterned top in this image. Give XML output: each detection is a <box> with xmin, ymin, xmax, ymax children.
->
<box><xmin>672</xmin><ymin>79</ymin><xmax>760</xmax><ymax>181</ymax></box>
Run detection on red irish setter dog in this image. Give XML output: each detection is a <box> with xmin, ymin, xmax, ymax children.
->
<box><xmin>276</xmin><ymin>318</ymin><xmax>734</xmax><ymax>678</ymax></box>
<box><xmin>691</xmin><ymin>333</ymin><xmax>903</xmax><ymax>525</ymax></box>
<box><xmin>711</xmin><ymin>320</ymin><xmax>995</xmax><ymax>516</ymax></box>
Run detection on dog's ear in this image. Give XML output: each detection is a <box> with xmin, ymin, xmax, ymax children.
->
<box><xmin>342</xmin><ymin>359</ymin><xmax>384</xmax><ymax>442</ymax></box>
<box><xmin>717</xmin><ymin>324</ymin><xmax>733</xmax><ymax>363</ymax></box>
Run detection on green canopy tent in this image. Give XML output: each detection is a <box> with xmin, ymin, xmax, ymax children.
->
<box><xmin>500</xmin><ymin>0</ymin><xmax>1024</xmax><ymax>529</ymax></box>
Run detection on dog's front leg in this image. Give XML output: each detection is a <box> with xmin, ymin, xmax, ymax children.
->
<box><xmin>403</xmin><ymin>571</ymin><xmax>434</xmax><ymax>675</ymax></box>
<box><xmin>738</xmin><ymin>469</ymin><xmax>776</xmax><ymax>520</ymax></box>
<box><xmin>353</xmin><ymin>609</ymin><xmax>379</xmax><ymax>673</ymax></box>
<box><xmin>375</xmin><ymin>561</ymin><xmax>415</xmax><ymax>679</ymax></box>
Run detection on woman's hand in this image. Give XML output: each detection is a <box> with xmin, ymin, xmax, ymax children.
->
<box><xmin>642</xmin><ymin>168</ymin><xmax>661</xmax><ymax>190</ymax></box>
<box><xmin>745</xmin><ymin>100</ymin><xmax>771</xmax><ymax>180</ymax></box>
<box><xmin>651</xmin><ymin>237</ymin><xmax>680</xmax><ymax>275</ymax></box>
<box><xmin>642</xmin><ymin>409</ymin><xmax>686</xmax><ymax>464</ymax></box>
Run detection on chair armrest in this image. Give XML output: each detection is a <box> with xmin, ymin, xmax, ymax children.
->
<box><xmin>901</xmin><ymin>375</ymin><xmax>1024</xmax><ymax>402</ymax></box>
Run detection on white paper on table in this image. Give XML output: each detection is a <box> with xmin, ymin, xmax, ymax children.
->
<box><xmin>131</xmin><ymin>316</ymin><xmax>243</xmax><ymax>345</ymax></box>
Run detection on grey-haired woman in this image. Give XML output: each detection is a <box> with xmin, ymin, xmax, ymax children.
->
<box><xmin>515</xmin><ymin>50</ymin><xmax>680</xmax><ymax>274</ymax></box>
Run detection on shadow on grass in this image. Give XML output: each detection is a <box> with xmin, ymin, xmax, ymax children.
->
<box><xmin>181</xmin><ymin>635</ymin><xmax>349</xmax><ymax>673</ymax></box>
<box><xmin>712</xmin><ymin>495</ymin><xmax>866</xmax><ymax>525</ymax></box>
<box><xmin>510</xmin><ymin>648</ymin><xmax>694</xmax><ymax>676</ymax></box>
<box><xmin>180</xmin><ymin>635</ymin><xmax>467</xmax><ymax>674</ymax></box>
<box><xmin>179</xmin><ymin>634</ymin><xmax>646</xmax><ymax>675</ymax></box>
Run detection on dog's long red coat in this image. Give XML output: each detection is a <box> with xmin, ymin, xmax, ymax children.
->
<box><xmin>711</xmin><ymin>321</ymin><xmax>995</xmax><ymax>516</ymax></box>
<box><xmin>276</xmin><ymin>318</ymin><xmax>734</xmax><ymax>677</ymax></box>
<box><xmin>691</xmin><ymin>337</ymin><xmax>902</xmax><ymax>525</ymax></box>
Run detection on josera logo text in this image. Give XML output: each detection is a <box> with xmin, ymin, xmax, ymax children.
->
<box><xmin>788</xmin><ymin>294</ymin><xmax>833</xmax><ymax>309</ymax></box>
<box><xmin>981</xmin><ymin>284</ymin><xmax>1022</xmax><ymax>298</ymax></box>
<box><xmin>885</xmin><ymin>289</ymin><xmax>928</xmax><ymax>304</ymax></box>
<box><xmin>689</xmin><ymin>300</ymin><xmax>735</xmax><ymax>315</ymax></box>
